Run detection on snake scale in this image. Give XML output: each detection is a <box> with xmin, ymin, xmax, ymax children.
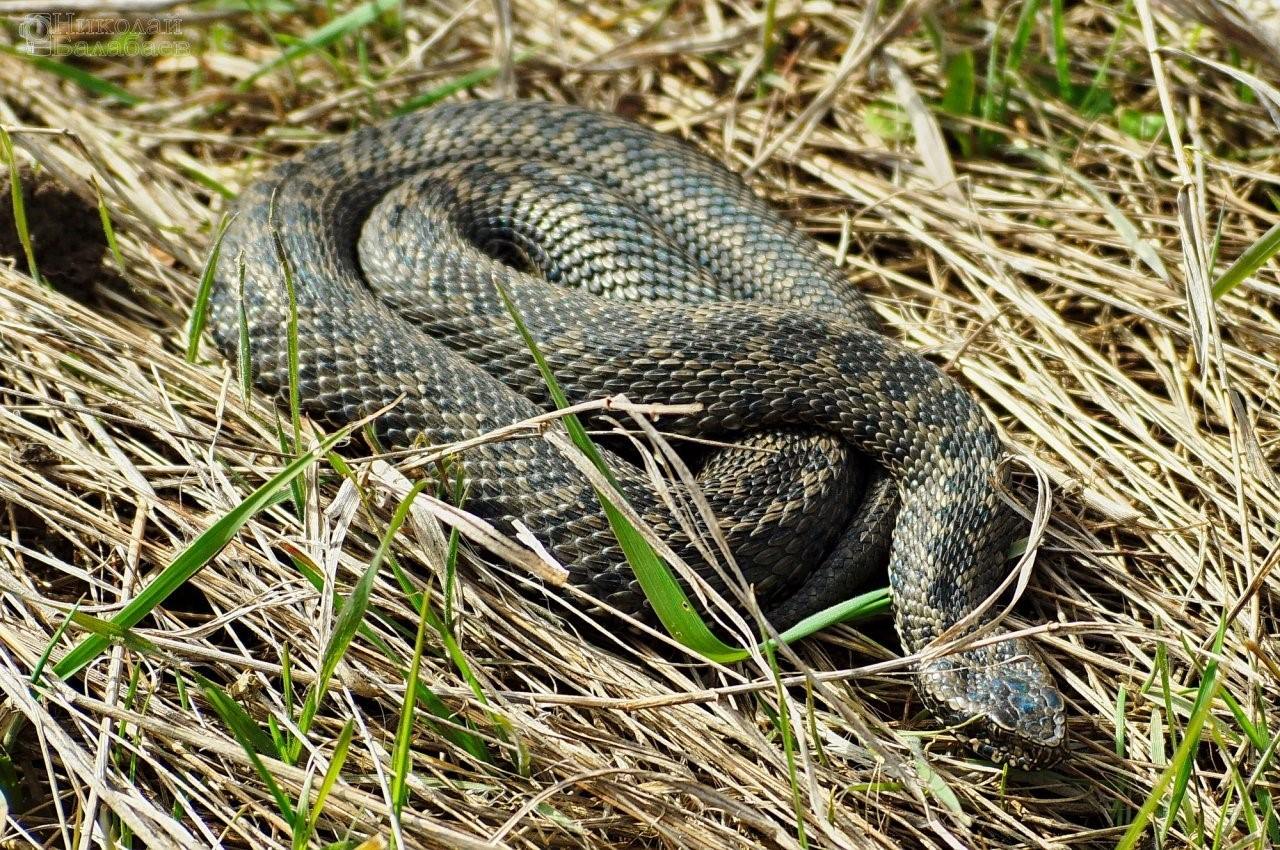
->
<box><xmin>208</xmin><ymin>99</ymin><xmax>1066</xmax><ymax>767</ymax></box>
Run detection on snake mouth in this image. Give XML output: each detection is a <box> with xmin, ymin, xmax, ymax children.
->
<box><xmin>965</xmin><ymin>733</ymin><xmax>1066</xmax><ymax>771</ymax></box>
<box><xmin>935</xmin><ymin>707</ymin><xmax>1067</xmax><ymax>770</ymax></box>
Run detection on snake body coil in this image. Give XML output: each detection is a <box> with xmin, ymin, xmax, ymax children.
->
<box><xmin>209</xmin><ymin>99</ymin><xmax>1066</xmax><ymax>767</ymax></box>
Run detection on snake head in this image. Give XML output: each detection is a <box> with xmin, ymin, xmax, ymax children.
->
<box><xmin>918</xmin><ymin>638</ymin><xmax>1067</xmax><ymax>769</ymax></box>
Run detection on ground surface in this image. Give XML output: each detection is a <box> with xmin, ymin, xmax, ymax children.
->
<box><xmin>0</xmin><ymin>1</ymin><xmax>1278</xmax><ymax>848</ymax></box>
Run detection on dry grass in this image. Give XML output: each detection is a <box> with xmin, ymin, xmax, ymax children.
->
<box><xmin>0</xmin><ymin>0</ymin><xmax>1278</xmax><ymax>847</ymax></box>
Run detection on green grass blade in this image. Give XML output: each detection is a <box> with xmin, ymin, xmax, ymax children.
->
<box><xmin>265</xmin><ymin>193</ymin><xmax>304</xmax><ymax>451</ymax></box>
<box><xmin>1211</xmin><ymin>221</ymin><xmax>1280</xmax><ymax>299</ymax></box>
<box><xmin>0</xmin><ymin>45</ymin><xmax>140</xmax><ymax>105</ymax></box>
<box><xmin>31</xmin><ymin>600</ymin><xmax>80</xmax><ymax>688</ymax></box>
<box><xmin>975</xmin><ymin>0</ymin><xmax>1040</xmax><ymax>153</ymax></box>
<box><xmin>412</xmin><ymin>676</ymin><xmax>489</xmax><ymax>762</ymax></box>
<box><xmin>0</xmin><ymin>127</ymin><xmax>43</xmax><ymax>287</ymax></box>
<box><xmin>429</xmin><ymin>473</ymin><xmax>491</xmax><ymax>708</ymax></box>
<box><xmin>177</xmin><ymin>160</ymin><xmax>237</xmax><ymax>200</ymax></box>
<box><xmin>1111</xmin><ymin>685</ymin><xmax>1130</xmax><ymax>823</ymax></box>
<box><xmin>442</xmin><ymin>464</ymin><xmax>465</xmax><ymax>624</ymax></box>
<box><xmin>235</xmin><ymin>256</ymin><xmax>253</xmax><ymax>402</ymax></box>
<box><xmin>914</xmin><ymin>755</ymin><xmax>964</xmax><ymax>813</ymax></box>
<box><xmin>91</xmin><ymin>177</ymin><xmax>126</xmax><ymax>273</ymax></box>
<box><xmin>237</xmin><ymin>0</ymin><xmax>400</xmax><ymax>90</ymax></box>
<box><xmin>601</xmin><ymin>498</ymin><xmax>747</xmax><ymax>660</ymax></box>
<box><xmin>773</xmin><ymin>588</ymin><xmax>891</xmax><ymax>643</ymax></box>
<box><xmin>307</xmin><ymin>719</ymin><xmax>354</xmax><ymax>835</ymax></box>
<box><xmin>64</xmin><ymin>611</ymin><xmax>162</xmax><ymax>656</ymax></box>
<box><xmin>758</xmin><ymin>0</ymin><xmax>780</xmax><ymax>98</ymax></box>
<box><xmin>298</xmin><ymin>479</ymin><xmax>427</xmax><ymax>735</ymax></box>
<box><xmin>391</xmin><ymin>565</ymin><xmax>432</xmax><ymax>811</ymax></box>
<box><xmin>0</xmin><ymin>753</ymin><xmax>19</xmax><ymax>810</ymax></box>
<box><xmin>1048</xmin><ymin>0</ymin><xmax>1072</xmax><ymax>100</ymax></box>
<box><xmin>1115</xmin><ymin>685</ymin><xmax>1128</xmax><ymax>756</ymax></box>
<box><xmin>940</xmin><ymin>50</ymin><xmax>976</xmax><ymax>156</ymax></box>
<box><xmin>384</xmin><ymin>567</ymin><xmax>493</xmax><ymax>762</ymax></box>
<box><xmin>194</xmin><ymin>673</ymin><xmax>278</xmax><ymax>755</ymax></box>
<box><xmin>195</xmin><ymin>674</ymin><xmax>295</xmax><ymax>822</ymax></box>
<box><xmin>53</xmin><ymin>424</ymin><xmax>357</xmax><ymax>681</ymax></box>
<box><xmin>941</xmin><ymin>49</ymin><xmax>976</xmax><ymax>116</ymax></box>
<box><xmin>977</xmin><ymin>19</ymin><xmax>1008</xmax><ymax>152</ymax></box>
<box><xmin>1005</xmin><ymin>0</ymin><xmax>1042</xmax><ymax>75</ymax></box>
<box><xmin>187</xmin><ymin>212</ymin><xmax>234</xmax><ymax>362</ymax></box>
<box><xmin>1078</xmin><ymin>0</ymin><xmax>1131</xmax><ymax>115</ymax></box>
<box><xmin>416</xmin><ymin>520</ymin><xmax>509</xmax><ymax>762</ymax></box>
<box><xmin>1116</xmin><ymin>618</ymin><xmax>1226</xmax><ymax>850</ymax></box>
<box><xmin>765</xmin><ymin>641</ymin><xmax>807</xmax><ymax>848</ymax></box>
<box><xmin>393</xmin><ymin>49</ymin><xmax>538</xmax><ymax>116</ymax></box>
<box><xmin>394</xmin><ymin>65</ymin><xmax>504</xmax><ymax>115</ymax></box>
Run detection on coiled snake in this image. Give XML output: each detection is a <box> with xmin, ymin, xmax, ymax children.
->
<box><xmin>208</xmin><ymin>99</ymin><xmax>1066</xmax><ymax>768</ymax></box>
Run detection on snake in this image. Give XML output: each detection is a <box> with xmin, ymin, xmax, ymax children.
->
<box><xmin>207</xmin><ymin>99</ymin><xmax>1066</xmax><ymax>768</ymax></box>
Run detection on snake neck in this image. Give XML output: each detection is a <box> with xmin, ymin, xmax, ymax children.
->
<box><xmin>886</xmin><ymin>450</ymin><xmax>1066</xmax><ymax>767</ymax></box>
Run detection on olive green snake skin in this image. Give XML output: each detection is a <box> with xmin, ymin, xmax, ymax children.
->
<box><xmin>208</xmin><ymin>99</ymin><xmax>1066</xmax><ymax>767</ymax></box>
